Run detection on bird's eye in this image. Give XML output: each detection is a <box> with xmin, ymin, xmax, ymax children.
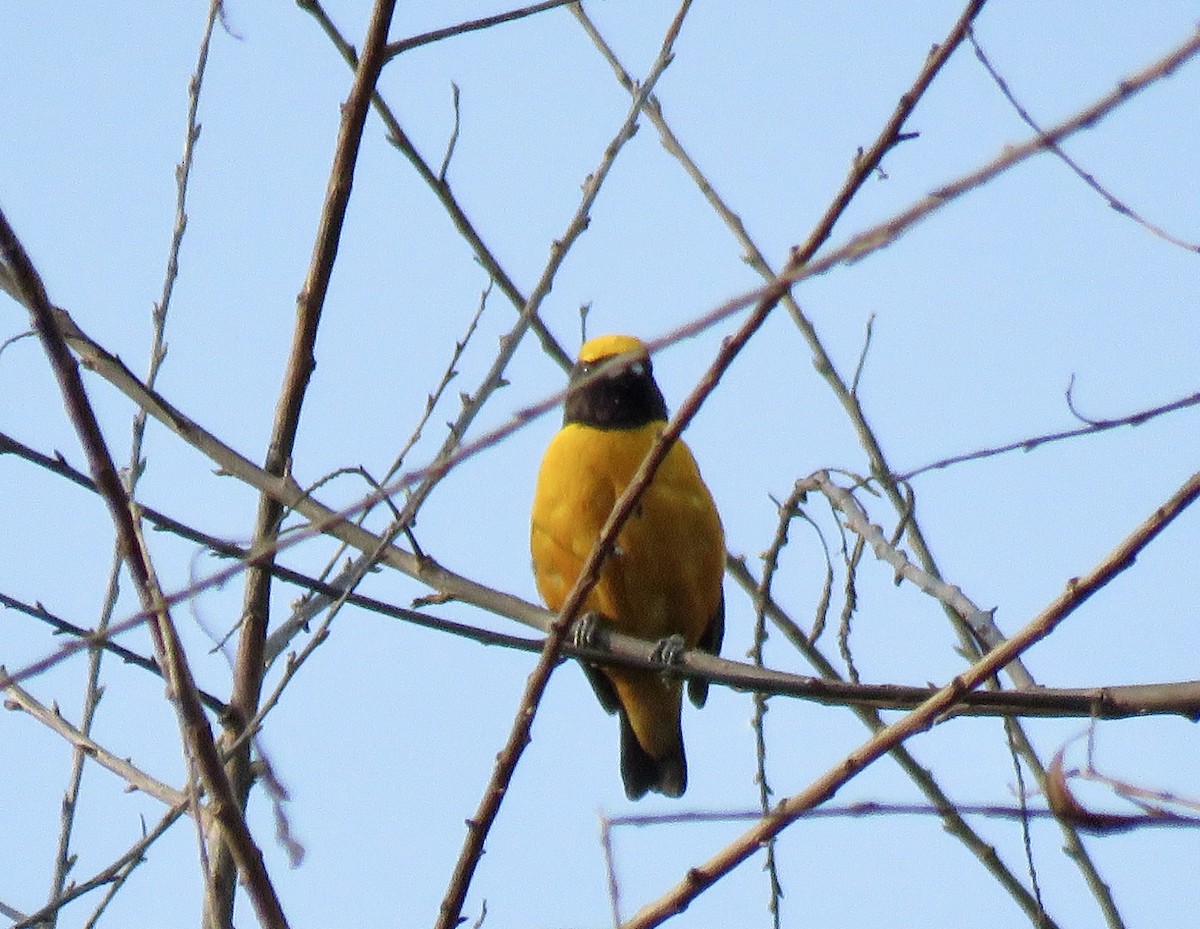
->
<box><xmin>627</xmin><ymin>361</ymin><xmax>646</xmax><ymax>377</ymax></box>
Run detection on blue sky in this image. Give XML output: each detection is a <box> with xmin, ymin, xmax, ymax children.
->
<box><xmin>2</xmin><ymin>2</ymin><xmax>1199</xmax><ymax>927</ymax></box>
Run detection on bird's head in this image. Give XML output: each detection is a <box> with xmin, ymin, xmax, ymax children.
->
<box><xmin>565</xmin><ymin>334</ymin><xmax>668</xmax><ymax>429</ymax></box>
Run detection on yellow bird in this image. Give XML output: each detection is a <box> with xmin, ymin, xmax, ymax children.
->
<box><xmin>530</xmin><ymin>334</ymin><xmax>725</xmax><ymax>799</ymax></box>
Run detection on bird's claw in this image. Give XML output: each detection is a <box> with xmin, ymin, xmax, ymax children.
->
<box><xmin>572</xmin><ymin>611</ymin><xmax>603</xmax><ymax>648</ymax></box>
<box><xmin>652</xmin><ymin>633</ymin><xmax>688</xmax><ymax>666</ymax></box>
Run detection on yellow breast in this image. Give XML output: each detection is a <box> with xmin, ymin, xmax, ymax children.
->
<box><xmin>530</xmin><ymin>422</ymin><xmax>723</xmax><ymax>645</ymax></box>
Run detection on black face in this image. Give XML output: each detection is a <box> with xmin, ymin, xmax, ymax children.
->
<box><xmin>564</xmin><ymin>353</ymin><xmax>669</xmax><ymax>429</ymax></box>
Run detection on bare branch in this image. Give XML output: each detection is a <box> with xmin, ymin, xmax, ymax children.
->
<box><xmin>3</xmin><ymin>676</ymin><xmax>189</xmax><ymax>808</ymax></box>
<box><xmin>298</xmin><ymin>0</ymin><xmax>572</xmax><ymax>369</ymax></box>
<box><xmin>383</xmin><ymin>0</ymin><xmax>577</xmax><ymax>60</ymax></box>
<box><xmin>625</xmin><ymin>467</ymin><xmax>1200</xmax><ymax>928</ymax></box>
<box><xmin>0</xmin><ymin>585</ymin><xmax>228</xmax><ymax>715</ymax></box>
<box><xmin>10</xmin><ymin>804</ymin><xmax>188</xmax><ymax>929</ymax></box>
<box><xmin>898</xmin><ymin>386</ymin><xmax>1200</xmax><ymax>481</ymax></box>
<box><xmin>206</xmin><ymin>0</ymin><xmax>400</xmax><ymax>920</ymax></box>
<box><xmin>605</xmin><ymin>801</ymin><xmax>1200</xmax><ymax>831</ymax></box>
<box><xmin>968</xmin><ymin>25</ymin><xmax>1200</xmax><ymax>254</ymax></box>
<box><xmin>0</xmin><ymin>207</ymin><xmax>290</xmax><ymax>929</ymax></box>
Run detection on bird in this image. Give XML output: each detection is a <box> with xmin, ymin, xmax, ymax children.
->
<box><xmin>530</xmin><ymin>334</ymin><xmax>725</xmax><ymax>799</ymax></box>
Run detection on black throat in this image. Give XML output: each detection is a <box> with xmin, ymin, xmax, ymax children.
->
<box><xmin>564</xmin><ymin>357</ymin><xmax>668</xmax><ymax>430</ymax></box>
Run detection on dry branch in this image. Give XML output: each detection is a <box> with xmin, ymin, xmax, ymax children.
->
<box><xmin>8</xmin><ymin>804</ymin><xmax>188</xmax><ymax>929</ymax></box>
<box><xmin>0</xmin><ymin>208</ymin><xmax>290</xmax><ymax>929</ymax></box>
<box><xmin>383</xmin><ymin>0</ymin><xmax>577</xmax><ymax>60</ymax></box>
<box><xmin>967</xmin><ymin>25</ymin><xmax>1200</xmax><ymax>254</ymax></box>
<box><xmin>299</xmin><ymin>0</ymin><xmax>573</xmax><ymax>369</ymax></box>
<box><xmin>206</xmin><ymin>0</ymin><xmax>399</xmax><ymax>921</ymax></box>
<box><xmin>3</xmin><ymin>676</ymin><xmax>188</xmax><ymax>807</ymax></box>
<box><xmin>624</xmin><ymin>466</ymin><xmax>1200</xmax><ymax>928</ymax></box>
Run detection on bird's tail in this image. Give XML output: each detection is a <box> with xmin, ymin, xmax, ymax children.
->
<box><xmin>618</xmin><ymin>706</ymin><xmax>686</xmax><ymax>800</ymax></box>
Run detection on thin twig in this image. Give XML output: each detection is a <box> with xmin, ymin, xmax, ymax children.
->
<box><xmin>1006</xmin><ymin>720</ymin><xmax>1047</xmax><ymax>921</ymax></box>
<box><xmin>438</xmin><ymin>82</ymin><xmax>461</xmax><ymax>184</ymax></box>
<box><xmin>383</xmin><ymin>0</ymin><xmax>577</xmax><ymax>60</ymax></box>
<box><xmin>262</xmin><ymin>280</ymin><xmax>492</xmax><ymax>666</ymax></box>
<box><xmin>0</xmin><ymin>586</ymin><xmax>228</xmax><ymax>714</ymax></box>
<box><xmin>750</xmin><ymin>486</ymin><xmax>809</xmax><ymax>928</ymax></box>
<box><xmin>814</xmin><ymin>472</ymin><xmax>1032</xmax><ymax>684</ymax></box>
<box><xmin>43</xmin><ymin>5</ymin><xmax>222</xmax><ymax>918</ymax></box>
<box><xmin>849</xmin><ymin>312</ymin><xmax>875</xmax><ymax>397</ymax></box>
<box><xmin>10</xmin><ymin>803</ymin><xmax>188</xmax><ymax>929</ymax></box>
<box><xmin>836</xmin><ymin>534</ymin><xmax>865</xmax><ymax>684</ymax></box>
<box><xmin>599</xmin><ymin>813</ymin><xmax>624</xmax><ymax>928</ymax></box>
<box><xmin>724</xmin><ymin>554</ymin><xmax>1053</xmax><ymax>926</ymax></box>
<box><xmin>897</xmin><ymin>386</ymin><xmax>1200</xmax><ymax>481</ymax></box>
<box><xmin>968</xmin><ymin>26</ymin><xmax>1200</xmax><ymax>254</ymax></box>
<box><xmin>298</xmin><ymin>0</ymin><xmax>572</xmax><ymax>369</ymax></box>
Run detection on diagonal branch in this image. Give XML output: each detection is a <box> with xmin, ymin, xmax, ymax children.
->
<box><xmin>967</xmin><ymin>25</ymin><xmax>1200</xmax><ymax>254</ymax></box>
<box><xmin>383</xmin><ymin>0</ymin><xmax>577</xmax><ymax>60</ymax></box>
<box><xmin>207</xmin><ymin>1</ymin><xmax>399</xmax><ymax>923</ymax></box>
<box><xmin>898</xmin><ymin>385</ymin><xmax>1200</xmax><ymax>481</ymax></box>
<box><xmin>0</xmin><ymin>207</ymin><xmax>290</xmax><ymax>929</ymax></box>
<box><xmin>231</xmin><ymin>0</ymin><xmax>397</xmax><ymax>739</ymax></box>
<box><xmin>9</xmin><ymin>803</ymin><xmax>188</xmax><ymax>929</ymax></box>
<box><xmin>626</xmin><ymin>467</ymin><xmax>1200</xmax><ymax>928</ymax></box>
<box><xmin>299</xmin><ymin>0</ymin><xmax>572</xmax><ymax>369</ymax></box>
<box><xmin>2</xmin><ymin>676</ymin><xmax>189</xmax><ymax>808</ymax></box>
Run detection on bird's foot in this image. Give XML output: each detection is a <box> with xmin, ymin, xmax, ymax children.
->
<box><xmin>652</xmin><ymin>633</ymin><xmax>688</xmax><ymax>666</ymax></box>
<box><xmin>571</xmin><ymin>611</ymin><xmax>604</xmax><ymax>649</ymax></box>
